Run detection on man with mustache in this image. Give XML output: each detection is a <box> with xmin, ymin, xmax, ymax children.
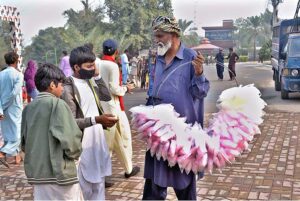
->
<box><xmin>142</xmin><ymin>16</ymin><xmax>210</xmax><ymax>200</ymax></box>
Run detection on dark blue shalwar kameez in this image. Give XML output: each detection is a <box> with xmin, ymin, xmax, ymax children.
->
<box><xmin>143</xmin><ymin>44</ymin><xmax>210</xmax><ymax>200</ymax></box>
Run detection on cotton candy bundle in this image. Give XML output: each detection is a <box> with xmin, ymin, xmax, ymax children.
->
<box><xmin>130</xmin><ymin>84</ymin><xmax>266</xmax><ymax>174</ymax></box>
<box><xmin>206</xmin><ymin>84</ymin><xmax>267</xmax><ymax>172</ymax></box>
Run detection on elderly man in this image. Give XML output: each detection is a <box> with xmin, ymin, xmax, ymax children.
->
<box><xmin>142</xmin><ymin>16</ymin><xmax>210</xmax><ymax>200</ymax></box>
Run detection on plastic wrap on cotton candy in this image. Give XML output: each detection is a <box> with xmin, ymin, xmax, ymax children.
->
<box><xmin>129</xmin><ymin>84</ymin><xmax>266</xmax><ymax>174</ymax></box>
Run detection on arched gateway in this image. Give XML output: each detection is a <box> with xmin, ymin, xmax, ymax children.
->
<box><xmin>0</xmin><ymin>5</ymin><xmax>22</xmax><ymax>68</ymax></box>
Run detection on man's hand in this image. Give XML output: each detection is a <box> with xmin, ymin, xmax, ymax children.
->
<box><xmin>192</xmin><ymin>51</ymin><xmax>204</xmax><ymax>76</ymax></box>
<box><xmin>126</xmin><ymin>83</ymin><xmax>135</xmax><ymax>93</ymax></box>
<box><xmin>95</xmin><ymin>114</ymin><xmax>118</xmax><ymax>128</ymax></box>
<box><xmin>0</xmin><ymin>114</ymin><xmax>4</xmax><ymax>121</ymax></box>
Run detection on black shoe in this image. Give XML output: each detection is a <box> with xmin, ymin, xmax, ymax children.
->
<box><xmin>124</xmin><ymin>166</ymin><xmax>140</xmax><ymax>178</ymax></box>
<box><xmin>105</xmin><ymin>181</ymin><xmax>114</xmax><ymax>188</ymax></box>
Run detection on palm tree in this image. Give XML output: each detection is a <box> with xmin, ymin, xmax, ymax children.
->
<box><xmin>178</xmin><ymin>19</ymin><xmax>194</xmax><ymax>34</ymax></box>
<box><xmin>246</xmin><ymin>16</ymin><xmax>263</xmax><ymax>60</ymax></box>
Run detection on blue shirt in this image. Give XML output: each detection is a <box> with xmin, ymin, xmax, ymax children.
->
<box><xmin>144</xmin><ymin>43</ymin><xmax>210</xmax><ymax>189</ymax></box>
<box><xmin>215</xmin><ymin>52</ymin><xmax>224</xmax><ymax>64</ymax></box>
<box><xmin>120</xmin><ymin>53</ymin><xmax>129</xmax><ymax>75</ymax></box>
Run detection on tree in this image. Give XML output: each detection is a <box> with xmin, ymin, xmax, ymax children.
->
<box><xmin>234</xmin><ymin>9</ymin><xmax>272</xmax><ymax>60</ymax></box>
<box><xmin>23</xmin><ymin>27</ymin><xmax>69</xmax><ymax>64</ymax></box>
<box><xmin>178</xmin><ymin>19</ymin><xmax>193</xmax><ymax>34</ymax></box>
<box><xmin>258</xmin><ymin>39</ymin><xmax>272</xmax><ymax>62</ymax></box>
<box><xmin>0</xmin><ymin>21</ymin><xmax>14</xmax><ymax>68</ymax></box>
<box><xmin>181</xmin><ymin>32</ymin><xmax>200</xmax><ymax>48</ymax></box>
<box><xmin>104</xmin><ymin>0</ymin><xmax>173</xmax><ymax>51</ymax></box>
<box><xmin>63</xmin><ymin>0</ymin><xmax>105</xmax><ymax>37</ymax></box>
<box><xmin>246</xmin><ymin>16</ymin><xmax>262</xmax><ymax>60</ymax></box>
<box><xmin>24</xmin><ymin>0</ymin><xmax>174</xmax><ymax>63</ymax></box>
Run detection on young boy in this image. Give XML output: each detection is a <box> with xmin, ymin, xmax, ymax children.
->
<box><xmin>21</xmin><ymin>63</ymin><xmax>83</xmax><ymax>200</ymax></box>
<box><xmin>61</xmin><ymin>45</ymin><xmax>118</xmax><ymax>200</ymax></box>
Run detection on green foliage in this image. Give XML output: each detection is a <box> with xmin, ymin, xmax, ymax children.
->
<box><xmin>23</xmin><ymin>27</ymin><xmax>69</xmax><ymax>65</ymax></box>
<box><xmin>24</xmin><ymin>0</ymin><xmax>174</xmax><ymax>62</ymax></box>
<box><xmin>239</xmin><ymin>55</ymin><xmax>249</xmax><ymax>62</ymax></box>
<box><xmin>234</xmin><ymin>9</ymin><xmax>272</xmax><ymax>60</ymax></box>
<box><xmin>258</xmin><ymin>39</ymin><xmax>272</xmax><ymax>62</ymax></box>
<box><xmin>181</xmin><ymin>32</ymin><xmax>200</xmax><ymax>48</ymax></box>
<box><xmin>0</xmin><ymin>21</ymin><xmax>13</xmax><ymax>68</ymax></box>
<box><xmin>178</xmin><ymin>19</ymin><xmax>193</xmax><ymax>34</ymax></box>
<box><xmin>63</xmin><ymin>0</ymin><xmax>105</xmax><ymax>37</ymax></box>
<box><xmin>104</xmin><ymin>0</ymin><xmax>173</xmax><ymax>52</ymax></box>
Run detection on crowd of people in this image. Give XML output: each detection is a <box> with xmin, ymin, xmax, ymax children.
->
<box><xmin>0</xmin><ymin>16</ymin><xmax>212</xmax><ymax>200</ymax></box>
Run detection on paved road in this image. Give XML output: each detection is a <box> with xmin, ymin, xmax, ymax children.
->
<box><xmin>1</xmin><ymin>62</ymin><xmax>300</xmax><ymax>200</ymax></box>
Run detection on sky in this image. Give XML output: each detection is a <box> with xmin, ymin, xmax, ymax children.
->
<box><xmin>1</xmin><ymin>0</ymin><xmax>299</xmax><ymax>45</ymax></box>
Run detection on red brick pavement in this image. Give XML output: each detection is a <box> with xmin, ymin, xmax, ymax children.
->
<box><xmin>1</xmin><ymin>111</ymin><xmax>300</xmax><ymax>200</ymax></box>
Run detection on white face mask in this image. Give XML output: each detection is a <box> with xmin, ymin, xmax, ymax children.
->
<box><xmin>157</xmin><ymin>40</ymin><xmax>172</xmax><ymax>56</ymax></box>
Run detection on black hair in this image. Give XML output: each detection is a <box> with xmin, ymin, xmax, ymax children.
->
<box><xmin>124</xmin><ymin>49</ymin><xmax>129</xmax><ymax>53</ymax></box>
<box><xmin>84</xmin><ymin>43</ymin><xmax>94</xmax><ymax>51</ymax></box>
<box><xmin>34</xmin><ymin>63</ymin><xmax>66</xmax><ymax>92</ymax></box>
<box><xmin>229</xmin><ymin>48</ymin><xmax>233</xmax><ymax>51</ymax></box>
<box><xmin>4</xmin><ymin>51</ymin><xmax>19</xmax><ymax>65</ymax></box>
<box><xmin>62</xmin><ymin>50</ymin><xmax>68</xmax><ymax>56</ymax></box>
<box><xmin>69</xmin><ymin>46</ymin><xmax>96</xmax><ymax>71</ymax></box>
<box><xmin>103</xmin><ymin>47</ymin><xmax>116</xmax><ymax>56</ymax></box>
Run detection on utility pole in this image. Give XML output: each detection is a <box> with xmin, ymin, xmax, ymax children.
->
<box><xmin>271</xmin><ymin>0</ymin><xmax>283</xmax><ymax>25</ymax></box>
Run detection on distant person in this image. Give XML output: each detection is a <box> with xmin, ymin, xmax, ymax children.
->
<box><xmin>24</xmin><ymin>60</ymin><xmax>39</xmax><ymax>102</ymax></box>
<box><xmin>59</xmin><ymin>50</ymin><xmax>73</xmax><ymax>77</ymax></box>
<box><xmin>21</xmin><ymin>63</ymin><xmax>83</xmax><ymax>200</ymax></box>
<box><xmin>147</xmin><ymin>50</ymin><xmax>156</xmax><ymax>96</ymax></box>
<box><xmin>227</xmin><ymin>47</ymin><xmax>239</xmax><ymax>81</ymax></box>
<box><xmin>129</xmin><ymin>56</ymin><xmax>138</xmax><ymax>86</ymax></box>
<box><xmin>121</xmin><ymin>50</ymin><xmax>129</xmax><ymax>85</ymax></box>
<box><xmin>140</xmin><ymin>58</ymin><xmax>147</xmax><ymax>90</ymax></box>
<box><xmin>0</xmin><ymin>51</ymin><xmax>23</xmax><ymax>166</ymax></box>
<box><xmin>215</xmin><ymin>49</ymin><xmax>224</xmax><ymax>80</ymax></box>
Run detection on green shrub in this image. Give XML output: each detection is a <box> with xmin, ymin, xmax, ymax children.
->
<box><xmin>239</xmin><ymin>55</ymin><xmax>248</xmax><ymax>62</ymax></box>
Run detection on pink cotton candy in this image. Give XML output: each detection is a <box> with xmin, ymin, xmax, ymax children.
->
<box><xmin>130</xmin><ymin>84</ymin><xmax>266</xmax><ymax>174</ymax></box>
<box><xmin>221</xmin><ymin>139</ymin><xmax>238</xmax><ymax>149</ymax></box>
<box><xmin>137</xmin><ymin>120</ymin><xmax>157</xmax><ymax>133</ymax></box>
<box><xmin>206</xmin><ymin>158</ymin><xmax>214</xmax><ymax>174</ymax></box>
<box><xmin>239</xmin><ymin>118</ymin><xmax>255</xmax><ymax>134</ymax></box>
<box><xmin>235</xmin><ymin>127</ymin><xmax>253</xmax><ymax>141</ymax></box>
<box><xmin>168</xmin><ymin>140</ymin><xmax>176</xmax><ymax>157</ymax></box>
<box><xmin>150</xmin><ymin>141</ymin><xmax>160</xmax><ymax>156</ymax></box>
<box><xmin>168</xmin><ymin>155</ymin><xmax>178</xmax><ymax>167</ymax></box>
<box><xmin>160</xmin><ymin>130</ymin><xmax>176</xmax><ymax>142</ymax></box>
<box><xmin>253</xmin><ymin>125</ymin><xmax>261</xmax><ymax>134</ymax></box>
<box><xmin>213</xmin><ymin>155</ymin><xmax>221</xmax><ymax>169</ymax></box>
<box><xmin>200</xmin><ymin>152</ymin><xmax>208</xmax><ymax>168</ymax></box>
<box><xmin>184</xmin><ymin>159</ymin><xmax>193</xmax><ymax>175</ymax></box>
<box><xmin>216</xmin><ymin>153</ymin><xmax>226</xmax><ymax>168</ymax></box>
<box><xmin>161</xmin><ymin>141</ymin><xmax>170</xmax><ymax>161</ymax></box>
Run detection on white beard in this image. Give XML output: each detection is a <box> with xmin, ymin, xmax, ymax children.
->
<box><xmin>157</xmin><ymin>41</ymin><xmax>172</xmax><ymax>56</ymax></box>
